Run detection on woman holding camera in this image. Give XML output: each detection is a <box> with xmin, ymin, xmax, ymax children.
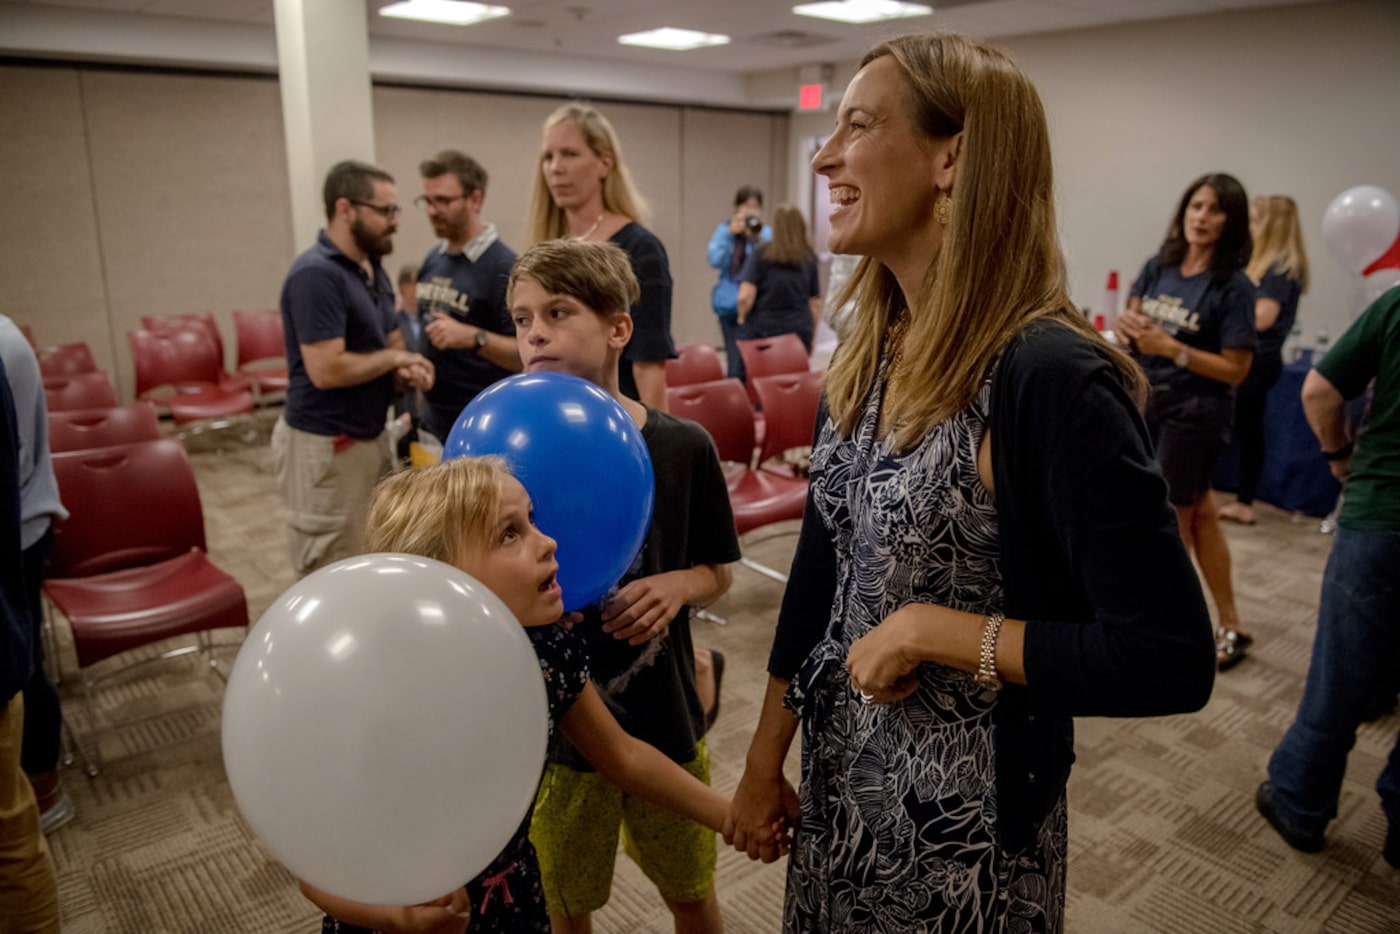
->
<box><xmin>707</xmin><ymin>186</ymin><xmax>769</xmax><ymax>382</ymax></box>
<box><xmin>736</xmin><ymin>204</ymin><xmax>822</xmax><ymax>352</ymax></box>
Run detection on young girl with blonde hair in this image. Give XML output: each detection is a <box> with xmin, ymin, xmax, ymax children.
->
<box><xmin>301</xmin><ymin>456</ymin><xmax>738</xmax><ymax>934</ymax></box>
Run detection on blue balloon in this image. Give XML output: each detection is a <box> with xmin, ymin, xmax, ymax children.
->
<box><xmin>444</xmin><ymin>373</ymin><xmax>654</xmax><ymax>612</ymax></box>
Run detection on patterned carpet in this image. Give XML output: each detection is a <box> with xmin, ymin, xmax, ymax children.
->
<box><xmin>40</xmin><ymin>431</ymin><xmax>1400</xmax><ymax>933</ymax></box>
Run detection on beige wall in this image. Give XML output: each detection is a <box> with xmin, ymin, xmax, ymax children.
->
<box><xmin>0</xmin><ymin>66</ymin><xmax>787</xmax><ymax>397</ymax></box>
<box><xmin>787</xmin><ymin>0</ymin><xmax>1400</xmax><ymax>342</ymax></box>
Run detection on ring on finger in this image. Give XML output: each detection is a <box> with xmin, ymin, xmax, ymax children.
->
<box><xmin>859</xmin><ymin>691</ymin><xmax>874</xmax><ymax>704</ymax></box>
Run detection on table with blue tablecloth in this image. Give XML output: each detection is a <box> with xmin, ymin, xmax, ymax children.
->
<box><xmin>1213</xmin><ymin>354</ymin><xmax>1342</xmax><ymax>517</ymax></box>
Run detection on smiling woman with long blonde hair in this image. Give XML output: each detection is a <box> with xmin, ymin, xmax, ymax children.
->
<box><xmin>726</xmin><ymin>32</ymin><xmax>1214</xmax><ymax>933</ymax></box>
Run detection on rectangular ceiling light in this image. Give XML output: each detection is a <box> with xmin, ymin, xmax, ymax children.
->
<box><xmin>618</xmin><ymin>27</ymin><xmax>731</xmax><ymax>51</ymax></box>
<box><xmin>793</xmin><ymin>0</ymin><xmax>932</xmax><ymax>24</ymax></box>
<box><xmin>379</xmin><ymin>0</ymin><xmax>511</xmax><ymax>26</ymax></box>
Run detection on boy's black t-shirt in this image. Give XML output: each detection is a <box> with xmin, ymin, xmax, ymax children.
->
<box><xmin>550</xmin><ymin>408</ymin><xmax>741</xmax><ymax>769</ymax></box>
<box><xmin>1129</xmin><ymin>256</ymin><xmax>1256</xmax><ymax>395</ymax></box>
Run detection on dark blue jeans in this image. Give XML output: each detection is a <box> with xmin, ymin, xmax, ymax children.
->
<box><xmin>717</xmin><ymin>313</ymin><xmax>747</xmax><ymax>384</ymax></box>
<box><xmin>1267</xmin><ymin>525</ymin><xmax>1400</xmax><ymax>834</ymax></box>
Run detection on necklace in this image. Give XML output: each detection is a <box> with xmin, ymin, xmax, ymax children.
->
<box><xmin>572</xmin><ymin>212</ymin><xmax>605</xmax><ymax>241</ymax></box>
<box><xmin>884</xmin><ymin>308</ymin><xmax>911</xmax><ymax>383</ymax></box>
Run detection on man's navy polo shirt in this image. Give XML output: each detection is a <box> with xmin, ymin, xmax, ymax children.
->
<box><xmin>280</xmin><ymin>231</ymin><xmax>396</xmax><ymax>440</ymax></box>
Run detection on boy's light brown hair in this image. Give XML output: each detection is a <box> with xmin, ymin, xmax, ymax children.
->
<box><xmin>365</xmin><ymin>456</ymin><xmax>509</xmax><ymax>566</ymax></box>
<box><xmin>508</xmin><ymin>239</ymin><xmax>641</xmax><ymax>318</ymax></box>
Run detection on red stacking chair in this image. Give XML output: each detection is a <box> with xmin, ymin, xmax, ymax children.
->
<box><xmin>127</xmin><ymin>327</ymin><xmax>254</xmax><ymax>428</ymax></box>
<box><xmin>45</xmin><ymin>439</ymin><xmax>249</xmax><ymax>774</ymax></box>
<box><xmin>736</xmin><ymin>333</ymin><xmax>810</xmax><ymax>404</ymax></box>
<box><xmin>44</xmin><ymin>371</ymin><xmax>118</xmax><ymax>412</ymax></box>
<box><xmin>37</xmin><ymin>342</ymin><xmax>98</xmax><ymax>378</ymax></box>
<box><xmin>48</xmin><ymin>402</ymin><xmax>163</xmax><ymax>454</ymax></box>
<box><xmin>667</xmin><ymin>378</ymin><xmax>807</xmax><ymax>583</ymax></box>
<box><xmin>232</xmin><ymin>309</ymin><xmax>290</xmax><ymax>397</ymax></box>
<box><xmin>142</xmin><ymin>313</ymin><xmax>251</xmax><ymax>395</ymax></box>
<box><xmin>665</xmin><ymin>342</ymin><xmax>724</xmax><ymax>387</ymax></box>
<box><xmin>751</xmin><ymin>371</ymin><xmax>824</xmax><ymax>476</ymax></box>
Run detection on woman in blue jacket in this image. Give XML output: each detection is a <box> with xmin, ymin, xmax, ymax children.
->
<box><xmin>706</xmin><ymin>186</ymin><xmax>768</xmax><ymax>383</ymax></box>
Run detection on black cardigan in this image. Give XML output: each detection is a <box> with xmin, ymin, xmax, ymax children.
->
<box><xmin>768</xmin><ymin>319</ymin><xmax>1215</xmax><ymax>851</ymax></box>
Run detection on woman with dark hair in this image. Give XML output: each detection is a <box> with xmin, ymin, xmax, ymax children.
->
<box><xmin>1218</xmin><ymin>195</ymin><xmax>1310</xmax><ymax>526</ymax></box>
<box><xmin>724</xmin><ymin>33</ymin><xmax>1214</xmax><ymax>932</ymax></box>
<box><xmin>1118</xmin><ymin>173</ymin><xmax>1257</xmax><ymax>669</ymax></box>
<box><xmin>736</xmin><ymin>204</ymin><xmax>822</xmax><ymax>352</ymax></box>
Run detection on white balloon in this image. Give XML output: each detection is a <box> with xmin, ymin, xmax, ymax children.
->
<box><xmin>1362</xmin><ymin>267</ymin><xmax>1400</xmax><ymax>308</ymax></box>
<box><xmin>221</xmin><ymin>553</ymin><xmax>549</xmax><ymax>906</ymax></box>
<box><xmin>1322</xmin><ymin>185</ymin><xmax>1400</xmax><ymax>274</ymax></box>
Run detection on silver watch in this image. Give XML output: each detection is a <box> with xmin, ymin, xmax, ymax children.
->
<box><xmin>1174</xmin><ymin>347</ymin><xmax>1189</xmax><ymax>368</ymax></box>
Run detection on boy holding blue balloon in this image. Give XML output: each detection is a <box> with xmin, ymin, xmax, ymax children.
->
<box><xmin>509</xmin><ymin>239</ymin><xmax>740</xmax><ymax>933</ymax></box>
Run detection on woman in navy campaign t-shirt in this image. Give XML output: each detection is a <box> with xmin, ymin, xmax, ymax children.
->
<box><xmin>1218</xmin><ymin>195</ymin><xmax>1310</xmax><ymax>528</ymax></box>
<box><xmin>1119</xmin><ymin>173</ymin><xmax>1257</xmax><ymax>670</ymax></box>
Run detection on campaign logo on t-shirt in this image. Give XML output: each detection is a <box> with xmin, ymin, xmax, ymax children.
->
<box><xmin>418</xmin><ymin>277</ymin><xmax>472</xmax><ymax>321</ymax></box>
<box><xmin>1140</xmin><ymin>293</ymin><xmax>1202</xmax><ymax>336</ymax></box>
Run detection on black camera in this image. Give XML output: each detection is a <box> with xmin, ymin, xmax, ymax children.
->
<box><xmin>744</xmin><ymin>215</ymin><xmax>763</xmax><ymax>235</ymax></box>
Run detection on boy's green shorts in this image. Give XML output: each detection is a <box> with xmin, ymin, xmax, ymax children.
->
<box><xmin>529</xmin><ymin>739</ymin><xmax>716</xmax><ymax>916</ymax></box>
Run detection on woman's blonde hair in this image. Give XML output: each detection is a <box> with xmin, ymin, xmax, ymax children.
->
<box><xmin>527</xmin><ymin>103</ymin><xmax>650</xmax><ymax>244</ymax></box>
<box><xmin>365</xmin><ymin>457</ymin><xmax>510</xmax><ymax>566</ymax></box>
<box><xmin>762</xmin><ymin>203</ymin><xmax>815</xmax><ymax>267</ymax></box>
<box><xmin>1246</xmin><ymin>195</ymin><xmax>1310</xmax><ymax>292</ymax></box>
<box><xmin>824</xmin><ymin>33</ymin><xmax>1142</xmax><ymax>449</ymax></box>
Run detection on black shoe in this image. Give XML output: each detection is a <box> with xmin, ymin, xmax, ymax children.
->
<box><xmin>1385</xmin><ymin>824</ymin><xmax>1400</xmax><ymax>868</ymax></box>
<box><xmin>1255</xmin><ymin>781</ymin><xmax>1324</xmax><ymax>853</ymax></box>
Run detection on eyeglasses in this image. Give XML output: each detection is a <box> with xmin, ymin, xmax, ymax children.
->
<box><xmin>350</xmin><ymin>200</ymin><xmax>402</xmax><ymax>219</ymax></box>
<box><xmin>414</xmin><ymin>194</ymin><xmax>468</xmax><ymax>211</ymax></box>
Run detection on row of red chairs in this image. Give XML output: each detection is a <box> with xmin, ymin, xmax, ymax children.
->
<box><xmin>666</xmin><ymin>334</ymin><xmax>811</xmax><ymax>403</ymax></box>
<box><xmin>27</xmin><ymin>311</ymin><xmax>289</xmax><ymax>428</ymax></box>
<box><xmin>38</xmin><ymin>396</ymin><xmax>249</xmax><ymax>774</ymax></box>
<box><xmin>669</xmin><ymin>372</ymin><xmax>823</xmax><ymax>585</ymax></box>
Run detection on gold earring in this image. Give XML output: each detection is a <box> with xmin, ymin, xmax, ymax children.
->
<box><xmin>934</xmin><ymin>193</ymin><xmax>953</xmax><ymax>226</ymax></box>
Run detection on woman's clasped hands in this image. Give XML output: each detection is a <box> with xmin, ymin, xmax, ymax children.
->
<box><xmin>846</xmin><ymin>605</ymin><xmax>925</xmax><ymax>705</ymax></box>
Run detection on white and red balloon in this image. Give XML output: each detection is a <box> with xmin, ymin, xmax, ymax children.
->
<box><xmin>1322</xmin><ymin>185</ymin><xmax>1400</xmax><ymax>308</ymax></box>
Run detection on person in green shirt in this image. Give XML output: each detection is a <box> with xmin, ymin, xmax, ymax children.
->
<box><xmin>1257</xmin><ymin>285</ymin><xmax>1400</xmax><ymax>867</ymax></box>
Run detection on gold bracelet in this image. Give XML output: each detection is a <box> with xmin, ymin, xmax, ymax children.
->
<box><xmin>975</xmin><ymin>611</ymin><xmax>1006</xmax><ymax>692</ymax></box>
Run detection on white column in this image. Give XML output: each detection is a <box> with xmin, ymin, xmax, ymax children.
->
<box><xmin>274</xmin><ymin>0</ymin><xmax>376</xmax><ymax>251</ymax></box>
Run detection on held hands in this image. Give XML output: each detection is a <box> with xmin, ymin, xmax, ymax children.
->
<box><xmin>600</xmin><ymin>572</ymin><xmax>690</xmax><ymax>646</ymax></box>
<box><xmin>723</xmin><ymin>768</ymin><xmax>800</xmax><ymax>863</ymax></box>
<box><xmin>1114</xmin><ymin>310</ymin><xmax>1174</xmax><ymax>357</ymax></box>
<box><xmin>424</xmin><ymin>312</ymin><xmax>478</xmax><ymax>351</ymax></box>
<box><xmin>845</xmin><ymin>606</ymin><xmax>922</xmax><ymax>705</ymax></box>
<box><xmin>394</xmin><ymin>352</ymin><xmax>435</xmax><ymax>391</ymax></box>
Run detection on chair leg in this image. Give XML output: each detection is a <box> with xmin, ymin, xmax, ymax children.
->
<box><xmin>694</xmin><ymin>607</ymin><xmax>728</xmax><ymax>626</ymax></box>
<box><xmin>739</xmin><ymin>556</ymin><xmax>790</xmax><ymax>584</ymax></box>
<box><xmin>71</xmin><ymin>670</ymin><xmax>101</xmax><ymax>777</ymax></box>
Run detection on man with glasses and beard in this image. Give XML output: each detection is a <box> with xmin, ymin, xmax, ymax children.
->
<box><xmin>413</xmin><ymin>149</ymin><xmax>520</xmax><ymax>439</ymax></box>
<box><xmin>272</xmin><ymin>160</ymin><xmax>434</xmax><ymax>577</ymax></box>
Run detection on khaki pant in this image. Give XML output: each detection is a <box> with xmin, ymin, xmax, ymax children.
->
<box><xmin>0</xmin><ymin>695</ymin><xmax>61</xmax><ymax>934</ymax></box>
<box><xmin>271</xmin><ymin>418</ymin><xmax>392</xmax><ymax>578</ymax></box>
